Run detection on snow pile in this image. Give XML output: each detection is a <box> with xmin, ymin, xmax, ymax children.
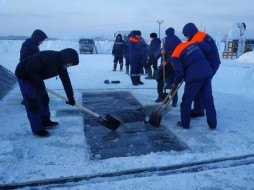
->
<box><xmin>236</xmin><ymin>50</ymin><xmax>254</xmax><ymax>64</ymax></box>
<box><xmin>0</xmin><ymin>39</ymin><xmax>114</xmax><ymax>55</ymax></box>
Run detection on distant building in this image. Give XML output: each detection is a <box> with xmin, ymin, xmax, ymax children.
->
<box><xmin>222</xmin><ymin>39</ymin><xmax>254</xmax><ymax>59</ymax></box>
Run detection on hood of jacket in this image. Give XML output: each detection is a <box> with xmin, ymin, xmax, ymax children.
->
<box><xmin>182</xmin><ymin>23</ymin><xmax>198</xmax><ymax>38</ymax></box>
<box><xmin>59</xmin><ymin>48</ymin><xmax>79</xmax><ymax>66</ymax></box>
<box><xmin>31</xmin><ymin>29</ymin><xmax>47</xmax><ymax>44</ymax></box>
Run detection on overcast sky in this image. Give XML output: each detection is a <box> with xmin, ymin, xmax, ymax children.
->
<box><xmin>0</xmin><ymin>0</ymin><xmax>253</xmax><ymax>40</ymax></box>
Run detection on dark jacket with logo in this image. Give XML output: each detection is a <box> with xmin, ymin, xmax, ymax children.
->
<box><xmin>15</xmin><ymin>48</ymin><xmax>79</xmax><ymax>99</ymax></box>
<box><xmin>171</xmin><ymin>41</ymin><xmax>213</xmax><ymax>85</ymax></box>
<box><xmin>112</xmin><ymin>34</ymin><xmax>125</xmax><ymax>57</ymax></box>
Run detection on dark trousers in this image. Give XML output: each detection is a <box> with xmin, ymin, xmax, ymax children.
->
<box><xmin>113</xmin><ymin>56</ymin><xmax>123</xmax><ymax>64</ymax></box>
<box><xmin>146</xmin><ymin>58</ymin><xmax>158</xmax><ymax>71</ymax></box>
<box><xmin>130</xmin><ymin>60</ymin><xmax>142</xmax><ymax>84</ymax></box>
<box><xmin>125</xmin><ymin>57</ymin><xmax>129</xmax><ymax>66</ymax></box>
<box><xmin>157</xmin><ymin>77</ymin><xmax>178</xmax><ymax>104</ymax></box>
<box><xmin>181</xmin><ymin>79</ymin><xmax>217</xmax><ymax>129</ymax></box>
<box><xmin>18</xmin><ymin>79</ymin><xmax>50</xmax><ymax>133</ymax></box>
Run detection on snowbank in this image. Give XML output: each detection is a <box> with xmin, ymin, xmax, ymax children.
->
<box><xmin>0</xmin><ymin>39</ymin><xmax>114</xmax><ymax>55</ymax></box>
<box><xmin>236</xmin><ymin>50</ymin><xmax>254</xmax><ymax>64</ymax></box>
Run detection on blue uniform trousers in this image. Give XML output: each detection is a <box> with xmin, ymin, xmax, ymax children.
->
<box><xmin>130</xmin><ymin>60</ymin><xmax>142</xmax><ymax>84</ymax></box>
<box><xmin>181</xmin><ymin>79</ymin><xmax>217</xmax><ymax>129</ymax></box>
<box><xmin>18</xmin><ymin>79</ymin><xmax>50</xmax><ymax>133</ymax></box>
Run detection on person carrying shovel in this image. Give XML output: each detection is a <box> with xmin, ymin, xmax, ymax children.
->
<box><xmin>166</xmin><ymin>31</ymin><xmax>217</xmax><ymax>130</ymax></box>
<box><xmin>155</xmin><ymin>28</ymin><xmax>178</xmax><ymax>107</ymax></box>
<box><xmin>15</xmin><ymin>48</ymin><xmax>79</xmax><ymax>137</ymax></box>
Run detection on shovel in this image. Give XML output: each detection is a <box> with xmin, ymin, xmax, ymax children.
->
<box><xmin>160</xmin><ymin>38</ymin><xmax>168</xmax><ymax>101</ymax></box>
<box><xmin>145</xmin><ymin>80</ymin><xmax>183</xmax><ymax>127</ymax></box>
<box><xmin>46</xmin><ymin>88</ymin><xmax>121</xmax><ymax>131</ymax></box>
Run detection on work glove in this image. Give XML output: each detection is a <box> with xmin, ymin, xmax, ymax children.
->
<box><xmin>170</xmin><ymin>83</ymin><xmax>178</xmax><ymax>96</ymax></box>
<box><xmin>66</xmin><ymin>97</ymin><xmax>75</xmax><ymax>106</ymax></box>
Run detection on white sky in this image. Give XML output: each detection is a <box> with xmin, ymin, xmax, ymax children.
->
<box><xmin>0</xmin><ymin>0</ymin><xmax>254</xmax><ymax>39</ymax></box>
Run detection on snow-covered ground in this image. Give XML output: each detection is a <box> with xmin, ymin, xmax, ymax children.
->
<box><xmin>1</xmin><ymin>40</ymin><xmax>254</xmax><ymax>189</ymax></box>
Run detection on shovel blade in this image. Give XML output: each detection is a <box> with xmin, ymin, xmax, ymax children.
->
<box><xmin>149</xmin><ymin>110</ymin><xmax>162</xmax><ymax>127</ymax></box>
<box><xmin>99</xmin><ymin>114</ymin><xmax>121</xmax><ymax>131</ymax></box>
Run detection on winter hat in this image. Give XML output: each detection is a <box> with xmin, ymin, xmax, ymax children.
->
<box><xmin>165</xmin><ymin>34</ymin><xmax>182</xmax><ymax>52</ymax></box>
<box><xmin>104</xmin><ymin>80</ymin><xmax>110</xmax><ymax>84</ymax></box>
<box><xmin>31</xmin><ymin>29</ymin><xmax>47</xmax><ymax>42</ymax></box>
<box><xmin>150</xmin><ymin>33</ymin><xmax>157</xmax><ymax>38</ymax></box>
<box><xmin>182</xmin><ymin>23</ymin><xmax>198</xmax><ymax>38</ymax></box>
<box><xmin>59</xmin><ymin>48</ymin><xmax>79</xmax><ymax>66</ymax></box>
<box><xmin>134</xmin><ymin>30</ymin><xmax>142</xmax><ymax>36</ymax></box>
<box><xmin>165</xmin><ymin>28</ymin><xmax>175</xmax><ymax>36</ymax></box>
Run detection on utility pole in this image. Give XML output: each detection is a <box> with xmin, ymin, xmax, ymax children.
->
<box><xmin>157</xmin><ymin>19</ymin><xmax>164</xmax><ymax>38</ymax></box>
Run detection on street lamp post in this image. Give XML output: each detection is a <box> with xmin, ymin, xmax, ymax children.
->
<box><xmin>157</xmin><ymin>19</ymin><xmax>164</xmax><ymax>38</ymax></box>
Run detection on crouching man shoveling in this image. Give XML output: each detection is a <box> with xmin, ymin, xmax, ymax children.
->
<box><xmin>15</xmin><ymin>48</ymin><xmax>79</xmax><ymax>137</ymax></box>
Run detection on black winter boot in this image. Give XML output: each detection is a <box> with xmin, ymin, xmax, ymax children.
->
<box><xmin>120</xmin><ymin>64</ymin><xmax>123</xmax><ymax>71</ymax></box>
<box><xmin>190</xmin><ymin>109</ymin><xmax>205</xmax><ymax>118</ymax></box>
<box><xmin>113</xmin><ymin>63</ymin><xmax>117</xmax><ymax>71</ymax></box>
<box><xmin>155</xmin><ymin>96</ymin><xmax>162</xmax><ymax>103</ymax></box>
<box><xmin>131</xmin><ymin>76</ymin><xmax>138</xmax><ymax>86</ymax></box>
<box><xmin>137</xmin><ymin>76</ymin><xmax>144</xmax><ymax>85</ymax></box>
<box><xmin>41</xmin><ymin>116</ymin><xmax>59</xmax><ymax>129</ymax></box>
<box><xmin>33</xmin><ymin>129</ymin><xmax>51</xmax><ymax>137</ymax></box>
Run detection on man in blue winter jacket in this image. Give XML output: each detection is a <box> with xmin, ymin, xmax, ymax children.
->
<box><xmin>167</xmin><ymin>31</ymin><xmax>217</xmax><ymax>129</ymax></box>
<box><xmin>15</xmin><ymin>48</ymin><xmax>79</xmax><ymax>137</ymax></box>
<box><xmin>182</xmin><ymin>22</ymin><xmax>221</xmax><ymax>118</ymax></box>
<box><xmin>145</xmin><ymin>33</ymin><xmax>161</xmax><ymax>79</ymax></box>
<box><xmin>129</xmin><ymin>30</ymin><xmax>145</xmax><ymax>86</ymax></box>
<box><xmin>155</xmin><ymin>28</ymin><xmax>178</xmax><ymax>106</ymax></box>
<box><xmin>112</xmin><ymin>34</ymin><xmax>125</xmax><ymax>71</ymax></box>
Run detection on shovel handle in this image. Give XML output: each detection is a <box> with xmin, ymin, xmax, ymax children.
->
<box><xmin>162</xmin><ymin>38</ymin><xmax>166</xmax><ymax>90</ymax></box>
<box><xmin>159</xmin><ymin>80</ymin><xmax>184</xmax><ymax>108</ymax></box>
<box><xmin>46</xmin><ymin>88</ymin><xmax>100</xmax><ymax>118</ymax></box>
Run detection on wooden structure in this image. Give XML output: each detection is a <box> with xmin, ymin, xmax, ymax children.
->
<box><xmin>222</xmin><ymin>41</ymin><xmax>238</xmax><ymax>59</ymax></box>
<box><xmin>223</xmin><ymin>39</ymin><xmax>254</xmax><ymax>59</ymax></box>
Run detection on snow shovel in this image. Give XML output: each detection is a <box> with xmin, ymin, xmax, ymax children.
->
<box><xmin>160</xmin><ymin>64</ymin><xmax>168</xmax><ymax>101</ymax></box>
<box><xmin>160</xmin><ymin>38</ymin><xmax>168</xmax><ymax>102</ymax></box>
<box><xmin>46</xmin><ymin>88</ymin><xmax>121</xmax><ymax>131</ymax></box>
<box><xmin>146</xmin><ymin>80</ymin><xmax>183</xmax><ymax>127</ymax></box>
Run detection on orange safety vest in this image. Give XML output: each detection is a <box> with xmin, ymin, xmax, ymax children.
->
<box><xmin>172</xmin><ymin>41</ymin><xmax>196</xmax><ymax>58</ymax></box>
<box><xmin>191</xmin><ymin>31</ymin><xmax>206</xmax><ymax>42</ymax></box>
<box><xmin>129</xmin><ymin>37</ymin><xmax>139</xmax><ymax>43</ymax></box>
